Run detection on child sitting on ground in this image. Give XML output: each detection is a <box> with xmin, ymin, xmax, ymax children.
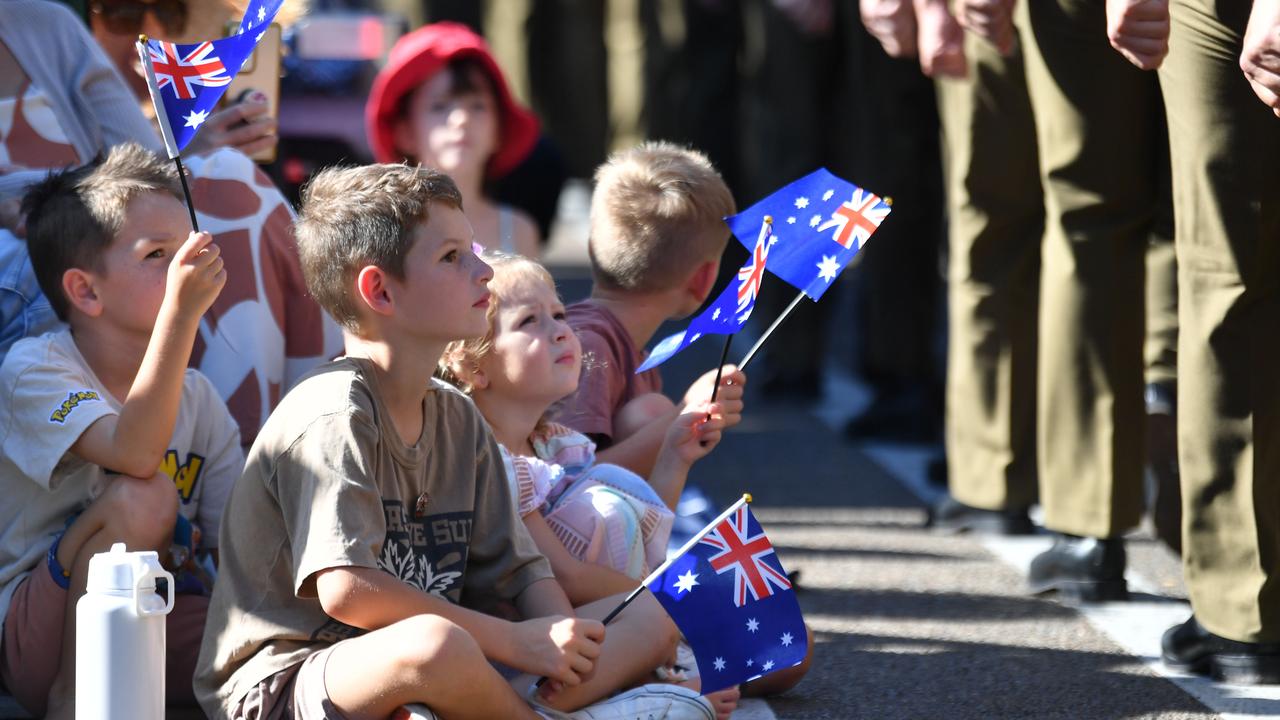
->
<box><xmin>439</xmin><ymin>250</ymin><xmax>742</xmax><ymax>719</ymax></box>
<box><xmin>195</xmin><ymin>163</ymin><xmax>715</xmax><ymax>720</ymax></box>
<box><xmin>558</xmin><ymin>141</ymin><xmax>814</xmax><ymax>698</ymax></box>
<box><xmin>555</xmin><ymin>142</ymin><xmax>747</xmax><ymax>478</ymax></box>
<box><xmin>439</xmin><ymin>251</ymin><xmax>726</xmax><ymax>601</ymax></box>
<box><xmin>0</xmin><ymin>143</ymin><xmax>241</xmax><ymax>719</ymax></box>
<box><xmin>367</xmin><ymin>21</ymin><xmax>542</xmax><ymax>257</ymax></box>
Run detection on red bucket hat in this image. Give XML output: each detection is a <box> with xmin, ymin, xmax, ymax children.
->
<box><xmin>366</xmin><ymin>22</ymin><xmax>539</xmax><ymax>179</ymax></box>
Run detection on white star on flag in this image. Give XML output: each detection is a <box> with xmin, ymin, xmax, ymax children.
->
<box><xmin>712</xmin><ymin>308</ymin><xmax>721</xmax><ymax>320</ymax></box>
<box><xmin>787</xmin><ymin>216</ymin><xmax>796</xmax><ymax>224</ymax></box>
<box><xmin>258</xmin><ymin>6</ymin><xmax>266</xmax><ymax>21</ymax></box>
<box><xmin>674</xmin><ymin>570</ymin><xmax>699</xmax><ymax>594</ymax></box>
<box><xmin>737</xmin><ymin>310</ymin><xmax>751</xmax><ymax>325</ymax></box>
<box><xmin>795</xmin><ymin>196</ymin><xmax>809</xmax><ymax>209</ymax></box>
<box><xmin>256</xmin><ymin>31</ymin><xmax>265</xmax><ymax>42</ymax></box>
<box><xmin>746</xmin><ymin>659</ymin><xmax>754</xmax><ymax>667</ymax></box>
<box><xmin>816</xmin><ymin>255</ymin><xmax>840</xmax><ymax>283</ymax></box>
<box><xmin>781</xmin><ymin>632</ymin><xmax>794</xmax><ymax>646</ymax></box>
<box><xmin>714</xmin><ymin>657</ymin><xmax>726</xmax><ymax>671</ymax></box>
<box><xmin>747</xmin><ymin>618</ymin><xmax>760</xmax><ymax>633</ymax></box>
<box><xmin>823</xmin><ymin>189</ymin><xmax>834</xmax><ymax>201</ymax></box>
<box><xmin>809</xmin><ymin>214</ymin><xmax>822</xmax><ymax>228</ymax></box>
<box><xmin>183</xmin><ymin>109</ymin><xmax>209</xmax><ymax>129</ymax></box>
<box><xmin>690</xmin><ymin>332</ymin><xmax>702</xmax><ymax>342</ymax></box>
<box><xmin>762</xmin><ymin>660</ymin><xmax>775</xmax><ymax>671</ymax></box>
<box><xmin>769</xmin><ymin>237</ymin><xmax>778</xmax><ymax>246</ymax></box>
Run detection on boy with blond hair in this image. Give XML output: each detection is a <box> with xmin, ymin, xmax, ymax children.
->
<box><xmin>558</xmin><ymin>141</ymin><xmax>746</xmax><ymax>477</ymax></box>
<box><xmin>0</xmin><ymin>143</ymin><xmax>238</xmax><ymax>719</ymax></box>
<box><xmin>195</xmin><ymin>164</ymin><xmax>715</xmax><ymax>720</ymax></box>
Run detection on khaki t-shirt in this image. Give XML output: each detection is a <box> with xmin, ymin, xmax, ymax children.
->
<box><xmin>556</xmin><ymin>300</ymin><xmax>663</xmax><ymax>447</ymax></box>
<box><xmin>195</xmin><ymin>358</ymin><xmax>553</xmax><ymax>718</ymax></box>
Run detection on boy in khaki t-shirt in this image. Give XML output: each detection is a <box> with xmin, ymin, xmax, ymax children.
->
<box><xmin>196</xmin><ymin>165</ymin><xmax>716</xmax><ymax>720</ymax></box>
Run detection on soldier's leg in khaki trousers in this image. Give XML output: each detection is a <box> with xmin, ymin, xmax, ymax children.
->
<box><xmin>938</xmin><ymin>31</ymin><xmax>1042</xmax><ymax>513</ymax></box>
<box><xmin>1160</xmin><ymin>0</ymin><xmax>1280</xmax><ymax>643</ymax></box>
<box><xmin>1021</xmin><ymin>0</ymin><xmax>1161</xmax><ymax>539</ymax></box>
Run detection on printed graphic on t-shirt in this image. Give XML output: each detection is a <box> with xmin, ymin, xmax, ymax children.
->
<box><xmin>310</xmin><ymin>618</ymin><xmax>363</xmax><ymax>644</ymax></box>
<box><xmin>160</xmin><ymin>450</ymin><xmax>204</xmax><ymax>503</ymax></box>
<box><xmin>48</xmin><ymin>390</ymin><xmax>100</xmax><ymax>424</ymax></box>
<box><xmin>377</xmin><ymin>501</ymin><xmax>468</xmax><ymax>602</ymax></box>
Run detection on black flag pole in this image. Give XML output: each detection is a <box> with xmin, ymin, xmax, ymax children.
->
<box><xmin>737</xmin><ymin>290</ymin><xmax>806</xmax><ymax>372</ymax></box>
<box><xmin>172</xmin><ymin>155</ymin><xmax>201</xmax><ymax>233</ymax></box>
<box><xmin>532</xmin><ymin>494</ymin><xmax>754</xmax><ymax>691</ymax></box>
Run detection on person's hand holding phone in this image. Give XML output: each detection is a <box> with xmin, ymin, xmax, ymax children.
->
<box><xmin>185</xmin><ymin>91</ymin><xmax>278</xmax><ymax>158</ymax></box>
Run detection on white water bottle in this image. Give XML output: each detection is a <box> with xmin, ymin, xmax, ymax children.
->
<box><xmin>76</xmin><ymin>543</ymin><xmax>174</xmax><ymax>720</ymax></box>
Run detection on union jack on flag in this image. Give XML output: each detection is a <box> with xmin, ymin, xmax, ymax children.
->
<box><xmin>726</xmin><ymin>168</ymin><xmax>891</xmax><ymax>301</ymax></box>
<box><xmin>818</xmin><ymin>187</ymin><xmax>890</xmax><ymax>250</ymax></box>
<box><xmin>736</xmin><ymin>223</ymin><xmax>771</xmax><ymax>313</ymax></box>
<box><xmin>644</xmin><ymin>497</ymin><xmax>807</xmax><ymax>693</ymax></box>
<box><xmin>635</xmin><ymin>215</ymin><xmax>773</xmax><ymax>373</ymax></box>
<box><xmin>148</xmin><ymin>42</ymin><xmax>232</xmax><ymax>101</ymax></box>
<box><xmin>699</xmin><ymin>504</ymin><xmax>792</xmax><ymax>607</ymax></box>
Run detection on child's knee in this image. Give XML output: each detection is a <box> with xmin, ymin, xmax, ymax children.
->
<box><xmin>395</xmin><ymin>615</ymin><xmax>483</xmax><ymax>677</ymax></box>
<box><xmin>615</xmin><ymin>392</ymin><xmax>675</xmax><ymax>440</ymax></box>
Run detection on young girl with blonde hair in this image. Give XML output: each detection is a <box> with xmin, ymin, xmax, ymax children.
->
<box><xmin>440</xmin><ymin>251</ymin><xmax>740</xmax><ymax>719</ymax></box>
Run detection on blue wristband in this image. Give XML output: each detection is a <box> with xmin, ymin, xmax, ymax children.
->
<box><xmin>46</xmin><ymin>533</ymin><xmax>71</xmax><ymax>590</ymax></box>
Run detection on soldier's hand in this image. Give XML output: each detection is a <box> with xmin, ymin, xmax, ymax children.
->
<box><xmin>915</xmin><ymin>0</ymin><xmax>968</xmax><ymax>77</ymax></box>
<box><xmin>1242</xmin><ymin>0</ymin><xmax>1280</xmax><ymax>117</ymax></box>
<box><xmin>956</xmin><ymin>0</ymin><xmax>1016</xmax><ymax>55</ymax></box>
<box><xmin>861</xmin><ymin>0</ymin><xmax>918</xmax><ymax>58</ymax></box>
<box><xmin>1106</xmin><ymin>0</ymin><xmax>1170</xmax><ymax>70</ymax></box>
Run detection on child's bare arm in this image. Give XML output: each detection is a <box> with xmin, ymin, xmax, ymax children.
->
<box><xmin>71</xmin><ymin>232</ymin><xmax>224</xmax><ymax>477</ymax></box>
<box><xmin>522</xmin><ymin>512</ymin><xmax>640</xmax><ymax>605</ymax></box>
<box><xmin>315</xmin><ymin>565</ymin><xmax>604</xmax><ymax>688</ymax></box>
<box><xmin>649</xmin><ymin>401</ymin><xmax>727</xmax><ymax>510</ymax></box>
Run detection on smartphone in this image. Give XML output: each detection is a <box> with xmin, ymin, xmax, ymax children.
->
<box><xmin>221</xmin><ymin>22</ymin><xmax>282</xmax><ymax>163</ymax></box>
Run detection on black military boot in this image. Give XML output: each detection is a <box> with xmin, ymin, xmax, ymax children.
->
<box><xmin>1027</xmin><ymin>534</ymin><xmax>1128</xmax><ymax>602</ymax></box>
<box><xmin>1163</xmin><ymin>616</ymin><xmax>1280</xmax><ymax>685</ymax></box>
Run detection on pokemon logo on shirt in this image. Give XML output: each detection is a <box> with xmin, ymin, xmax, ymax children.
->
<box><xmin>48</xmin><ymin>390</ymin><xmax>101</xmax><ymax>424</ymax></box>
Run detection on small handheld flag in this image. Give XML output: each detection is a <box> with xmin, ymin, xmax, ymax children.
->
<box><xmin>636</xmin><ymin>218</ymin><xmax>773</xmax><ymax>373</ymax></box>
<box><xmin>136</xmin><ymin>0</ymin><xmax>284</xmax><ymax>158</ymax></box>
<box><xmin>726</xmin><ymin>168</ymin><xmax>889</xmax><ymax>301</ymax></box>
<box><xmin>644</xmin><ymin>496</ymin><xmax>807</xmax><ymax>693</ymax></box>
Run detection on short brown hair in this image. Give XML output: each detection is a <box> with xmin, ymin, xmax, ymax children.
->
<box><xmin>295</xmin><ymin>163</ymin><xmax>463</xmax><ymax>332</ymax></box>
<box><xmin>588</xmin><ymin>141</ymin><xmax>735</xmax><ymax>293</ymax></box>
<box><xmin>22</xmin><ymin>142</ymin><xmax>181</xmax><ymax>320</ymax></box>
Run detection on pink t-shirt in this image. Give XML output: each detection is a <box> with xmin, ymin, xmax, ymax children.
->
<box><xmin>557</xmin><ymin>300</ymin><xmax>662</xmax><ymax>446</ymax></box>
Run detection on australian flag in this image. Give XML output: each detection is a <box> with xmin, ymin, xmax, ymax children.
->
<box><xmin>727</xmin><ymin>168</ymin><xmax>890</xmax><ymax>301</ymax></box>
<box><xmin>635</xmin><ymin>220</ymin><xmax>772</xmax><ymax>373</ymax></box>
<box><xmin>135</xmin><ymin>0</ymin><xmax>283</xmax><ymax>158</ymax></box>
<box><xmin>645</xmin><ymin>497</ymin><xmax>807</xmax><ymax>693</ymax></box>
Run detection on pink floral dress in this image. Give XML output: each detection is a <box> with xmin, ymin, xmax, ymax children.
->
<box><xmin>500</xmin><ymin>422</ymin><xmax>674</xmax><ymax>579</ymax></box>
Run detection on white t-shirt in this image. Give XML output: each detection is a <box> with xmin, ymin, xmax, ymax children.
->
<box><xmin>0</xmin><ymin>328</ymin><xmax>243</xmax><ymax>622</ymax></box>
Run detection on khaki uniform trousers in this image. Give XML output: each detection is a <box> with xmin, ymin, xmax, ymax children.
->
<box><xmin>1021</xmin><ymin>0</ymin><xmax>1169</xmax><ymax>538</ymax></box>
<box><xmin>1159</xmin><ymin>0</ymin><xmax>1280</xmax><ymax>643</ymax></box>
<box><xmin>937</xmin><ymin>30</ymin><xmax>1043</xmax><ymax>512</ymax></box>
